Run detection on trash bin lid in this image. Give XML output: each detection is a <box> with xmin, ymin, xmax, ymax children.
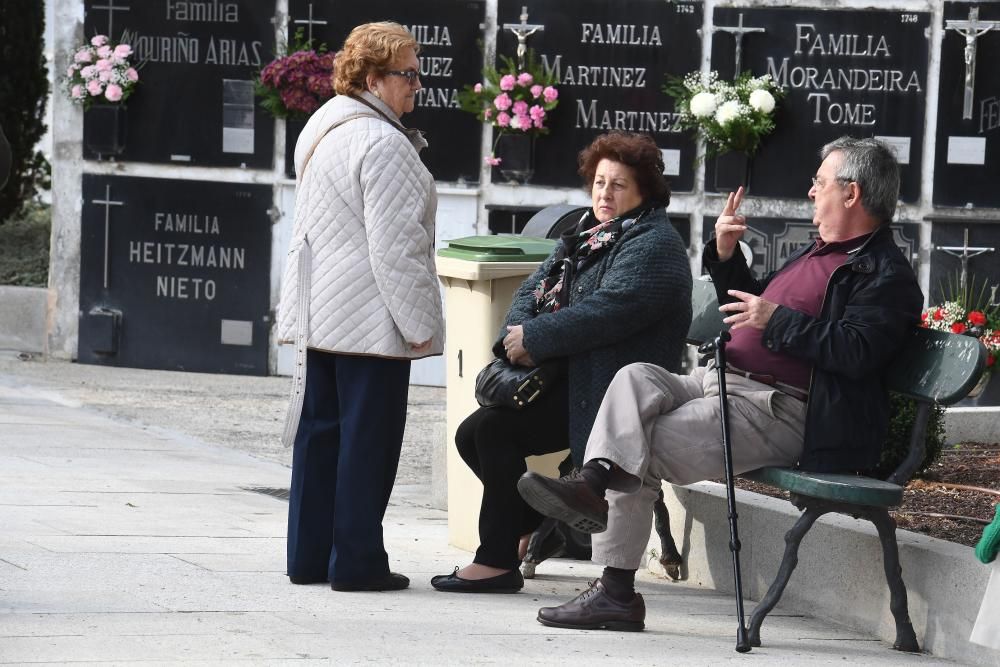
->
<box><xmin>438</xmin><ymin>235</ymin><xmax>556</xmax><ymax>262</ymax></box>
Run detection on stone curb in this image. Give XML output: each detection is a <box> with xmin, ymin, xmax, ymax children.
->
<box><xmin>649</xmin><ymin>481</ymin><xmax>997</xmax><ymax>665</ymax></box>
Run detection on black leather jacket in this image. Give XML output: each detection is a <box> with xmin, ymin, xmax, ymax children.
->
<box><xmin>704</xmin><ymin>225</ymin><xmax>923</xmax><ymax>473</ymax></box>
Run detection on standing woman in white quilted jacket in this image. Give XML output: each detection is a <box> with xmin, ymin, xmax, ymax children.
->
<box><xmin>277</xmin><ymin>22</ymin><xmax>443</xmax><ymax>592</ymax></box>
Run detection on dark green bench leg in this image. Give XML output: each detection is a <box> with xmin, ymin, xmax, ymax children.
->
<box><xmin>654</xmin><ymin>488</ymin><xmax>682</xmax><ymax>580</ymax></box>
<box><xmin>748</xmin><ymin>506</ymin><xmax>824</xmax><ymax>647</ymax></box>
<box><xmin>867</xmin><ymin>509</ymin><xmax>920</xmax><ymax>652</ymax></box>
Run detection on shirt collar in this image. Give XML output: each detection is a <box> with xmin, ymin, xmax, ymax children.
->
<box><xmin>812</xmin><ymin>232</ymin><xmax>874</xmax><ymax>256</ymax></box>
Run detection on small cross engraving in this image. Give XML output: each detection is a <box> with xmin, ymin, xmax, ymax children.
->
<box><xmin>91</xmin><ymin>0</ymin><xmax>131</xmax><ymax>40</ymax></box>
<box><xmin>91</xmin><ymin>184</ymin><xmax>125</xmax><ymax>289</ymax></box>
<box><xmin>712</xmin><ymin>13</ymin><xmax>765</xmax><ymax>76</ymax></box>
<box><xmin>292</xmin><ymin>2</ymin><xmax>328</xmax><ymax>45</ymax></box>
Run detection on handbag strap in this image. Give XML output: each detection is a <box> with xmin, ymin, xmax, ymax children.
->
<box><xmin>299</xmin><ymin>112</ymin><xmax>368</xmax><ymax>177</ymax></box>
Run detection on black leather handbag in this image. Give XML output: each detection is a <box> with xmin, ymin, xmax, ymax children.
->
<box><xmin>474</xmin><ymin>357</ymin><xmax>559</xmax><ymax>409</ymax></box>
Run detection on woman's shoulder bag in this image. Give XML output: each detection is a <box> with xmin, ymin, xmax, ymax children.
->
<box><xmin>474</xmin><ymin>357</ymin><xmax>560</xmax><ymax>410</ymax></box>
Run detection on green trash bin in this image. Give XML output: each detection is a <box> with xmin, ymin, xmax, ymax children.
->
<box><xmin>437</xmin><ymin>235</ymin><xmax>556</xmax><ymax>262</ymax></box>
<box><xmin>436</xmin><ymin>235</ymin><xmax>560</xmax><ymax>551</ymax></box>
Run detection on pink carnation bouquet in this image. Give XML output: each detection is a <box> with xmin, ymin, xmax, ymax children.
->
<box><xmin>458</xmin><ymin>50</ymin><xmax>560</xmax><ymax>167</ymax></box>
<box><xmin>65</xmin><ymin>34</ymin><xmax>140</xmax><ymax>110</ymax></box>
<box><xmin>255</xmin><ymin>29</ymin><xmax>336</xmax><ymax>119</ymax></box>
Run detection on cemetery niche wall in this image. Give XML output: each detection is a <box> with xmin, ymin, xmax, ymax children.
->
<box><xmin>284</xmin><ymin>0</ymin><xmax>486</xmax><ymax>182</ymax></box>
<box><xmin>78</xmin><ymin>175</ymin><xmax>273</xmax><ymax>375</ymax></box>
<box><xmin>929</xmin><ymin>221</ymin><xmax>1000</xmax><ymax>406</ymax></box>
<box><xmin>933</xmin><ymin>2</ymin><xmax>1000</xmax><ymax>207</ymax></box>
<box><xmin>494</xmin><ymin>0</ymin><xmax>702</xmax><ymax>191</ymax></box>
<box><xmin>82</xmin><ymin>0</ymin><xmax>275</xmax><ymax>167</ymax></box>
<box><xmin>700</xmin><ymin>216</ymin><xmax>920</xmax><ymax>280</ymax></box>
<box><xmin>708</xmin><ymin>7</ymin><xmax>930</xmax><ymax>201</ymax></box>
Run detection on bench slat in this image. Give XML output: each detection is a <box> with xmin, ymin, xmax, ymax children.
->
<box><xmin>885</xmin><ymin>327</ymin><xmax>988</xmax><ymax>405</ymax></box>
<box><xmin>742</xmin><ymin>467</ymin><xmax>904</xmax><ymax>507</ymax></box>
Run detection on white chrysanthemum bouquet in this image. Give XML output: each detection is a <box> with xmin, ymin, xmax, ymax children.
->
<box><xmin>65</xmin><ymin>34</ymin><xmax>140</xmax><ymax>110</ymax></box>
<box><xmin>665</xmin><ymin>71</ymin><xmax>783</xmax><ymax>156</ymax></box>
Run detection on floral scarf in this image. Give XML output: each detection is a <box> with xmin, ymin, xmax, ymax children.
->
<box><xmin>532</xmin><ymin>205</ymin><xmax>651</xmax><ymax>314</ymax></box>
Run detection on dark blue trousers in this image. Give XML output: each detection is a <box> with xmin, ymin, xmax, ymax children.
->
<box><xmin>287</xmin><ymin>349</ymin><xmax>411</xmax><ymax>584</ymax></box>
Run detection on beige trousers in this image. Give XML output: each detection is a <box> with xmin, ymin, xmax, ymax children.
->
<box><xmin>587</xmin><ymin>363</ymin><xmax>807</xmax><ymax>569</ymax></box>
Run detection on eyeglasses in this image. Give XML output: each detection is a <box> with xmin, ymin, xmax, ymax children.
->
<box><xmin>386</xmin><ymin>70</ymin><xmax>420</xmax><ymax>85</ymax></box>
<box><xmin>810</xmin><ymin>176</ymin><xmax>852</xmax><ymax>189</ymax></box>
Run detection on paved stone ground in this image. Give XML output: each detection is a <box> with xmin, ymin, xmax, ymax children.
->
<box><xmin>0</xmin><ymin>352</ymin><xmax>444</xmax><ymax>485</ymax></box>
<box><xmin>0</xmin><ymin>362</ymin><xmax>958</xmax><ymax>665</ymax></box>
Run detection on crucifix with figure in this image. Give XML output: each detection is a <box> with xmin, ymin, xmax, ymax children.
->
<box><xmin>503</xmin><ymin>6</ymin><xmax>544</xmax><ymax>70</ymax></box>
<box><xmin>712</xmin><ymin>13</ymin><xmax>765</xmax><ymax>76</ymax></box>
<box><xmin>292</xmin><ymin>2</ymin><xmax>328</xmax><ymax>45</ymax></box>
<box><xmin>945</xmin><ymin>6</ymin><xmax>1000</xmax><ymax>121</ymax></box>
<box><xmin>935</xmin><ymin>227</ymin><xmax>996</xmax><ymax>300</ymax></box>
<box><xmin>91</xmin><ymin>0</ymin><xmax>131</xmax><ymax>40</ymax></box>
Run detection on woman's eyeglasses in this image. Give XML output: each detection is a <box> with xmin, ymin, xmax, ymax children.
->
<box><xmin>386</xmin><ymin>70</ymin><xmax>420</xmax><ymax>85</ymax></box>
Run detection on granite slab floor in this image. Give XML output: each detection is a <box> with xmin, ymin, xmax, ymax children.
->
<box><xmin>0</xmin><ymin>383</ymin><xmax>959</xmax><ymax>665</ymax></box>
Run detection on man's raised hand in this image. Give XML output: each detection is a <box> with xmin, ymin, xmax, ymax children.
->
<box><xmin>714</xmin><ymin>186</ymin><xmax>747</xmax><ymax>263</ymax></box>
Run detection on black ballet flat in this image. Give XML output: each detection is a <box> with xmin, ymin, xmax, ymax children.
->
<box><xmin>430</xmin><ymin>567</ymin><xmax>524</xmax><ymax>593</ymax></box>
<box><xmin>288</xmin><ymin>574</ymin><xmax>326</xmax><ymax>585</ymax></box>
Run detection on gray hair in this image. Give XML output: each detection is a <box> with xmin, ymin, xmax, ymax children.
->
<box><xmin>820</xmin><ymin>136</ymin><xmax>900</xmax><ymax>224</ymax></box>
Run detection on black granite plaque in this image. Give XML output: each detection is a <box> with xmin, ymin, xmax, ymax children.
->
<box><xmin>700</xmin><ymin>216</ymin><xmax>920</xmax><ymax>279</ymax></box>
<box><xmin>933</xmin><ymin>3</ymin><xmax>1000</xmax><ymax>207</ymax></box>
<box><xmin>930</xmin><ymin>220</ymin><xmax>1000</xmax><ymax>406</ymax></box>
<box><xmin>82</xmin><ymin>0</ymin><xmax>276</xmax><ymax>167</ymax></box>
<box><xmin>284</xmin><ymin>0</ymin><xmax>486</xmax><ymax>182</ymax></box>
<box><xmin>709</xmin><ymin>7</ymin><xmax>930</xmax><ymax>201</ymax></box>
<box><xmin>79</xmin><ymin>175</ymin><xmax>272</xmax><ymax>375</ymax></box>
<box><xmin>928</xmin><ymin>219</ymin><xmax>1000</xmax><ymax>308</ymax></box>
<box><xmin>494</xmin><ymin>0</ymin><xmax>702</xmax><ymax>191</ymax></box>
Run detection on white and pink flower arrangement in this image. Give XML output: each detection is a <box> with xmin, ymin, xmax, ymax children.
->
<box><xmin>65</xmin><ymin>34</ymin><xmax>140</xmax><ymax>110</ymax></box>
<box><xmin>458</xmin><ymin>50</ymin><xmax>559</xmax><ymax>167</ymax></box>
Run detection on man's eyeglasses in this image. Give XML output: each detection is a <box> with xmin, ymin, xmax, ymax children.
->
<box><xmin>810</xmin><ymin>176</ymin><xmax>852</xmax><ymax>189</ymax></box>
<box><xmin>386</xmin><ymin>70</ymin><xmax>420</xmax><ymax>85</ymax></box>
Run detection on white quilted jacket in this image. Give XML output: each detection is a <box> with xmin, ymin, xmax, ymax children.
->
<box><xmin>277</xmin><ymin>93</ymin><xmax>444</xmax><ymax>359</ymax></box>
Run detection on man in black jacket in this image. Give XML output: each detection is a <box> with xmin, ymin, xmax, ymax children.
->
<box><xmin>517</xmin><ymin>136</ymin><xmax>923</xmax><ymax>632</ymax></box>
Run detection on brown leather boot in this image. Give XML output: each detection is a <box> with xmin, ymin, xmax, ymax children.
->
<box><xmin>537</xmin><ymin>579</ymin><xmax>645</xmax><ymax>631</ymax></box>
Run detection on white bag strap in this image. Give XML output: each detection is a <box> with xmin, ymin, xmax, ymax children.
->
<box><xmin>299</xmin><ymin>112</ymin><xmax>368</xmax><ymax>177</ymax></box>
<box><xmin>281</xmin><ymin>236</ymin><xmax>312</xmax><ymax>448</ymax></box>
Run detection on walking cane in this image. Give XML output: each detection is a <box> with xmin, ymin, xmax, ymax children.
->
<box><xmin>700</xmin><ymin>330</ymin><xmax>752</xmax><ymax>653</ymax></box>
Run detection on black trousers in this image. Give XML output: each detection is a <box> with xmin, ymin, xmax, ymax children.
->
<box><xmin>455</xmin><ymin>380</ymin><xmax>570</xmax><ymax>569</ymax></box>
<box><xmin>286</xmin><ymin>349</ymin><xmax>411</xmax><ymax>584</ymax></box>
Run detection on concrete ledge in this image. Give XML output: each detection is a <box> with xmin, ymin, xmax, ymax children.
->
<box><xmin>0</xmin><ymin>286</ymin><xmax>48</xmax><ymax>354</ymax></box>
<box><xmin>944</xmin><ymin>406</ymin><xmax>1000</xmax><ymax>445</ymax></box>
<box><xmin>651</xmin><ymin>481</ymin><xmax>997</xmax><ymax>664</ymax></box>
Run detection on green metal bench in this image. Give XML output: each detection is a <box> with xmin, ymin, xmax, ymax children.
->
<box><xmin>686</xmin><ymin>276</ymin><xmax>988</xmax><ymax>652</ymax></box>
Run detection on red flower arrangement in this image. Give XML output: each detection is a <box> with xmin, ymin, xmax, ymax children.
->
<box><xmin>921</xmin><ymin>275</ymin><xmax>999</xmax><ymax>368</ymax></box>
<box><xmin>255</xmin><ymin>29</ymin><xmax>336</xmax><ymax>119</ymax></box>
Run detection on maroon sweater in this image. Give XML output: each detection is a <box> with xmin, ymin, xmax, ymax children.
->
<box><xmin>726</xmin><ymin>234</ymin><xmax>872</xmax><ymax>390</ymax></box>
